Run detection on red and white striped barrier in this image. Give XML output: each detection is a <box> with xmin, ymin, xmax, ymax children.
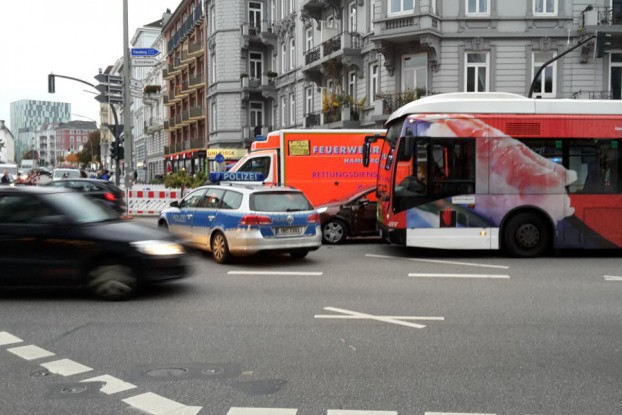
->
<box><xmin>126</xmin><ymin>188</ymin><xmax>183</xmax><ymax>216</ymax></box>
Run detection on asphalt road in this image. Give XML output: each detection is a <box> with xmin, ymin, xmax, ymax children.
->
<box><xmin>1</xmin><ymin>217</ymin><xmax>621</xmax><ymax>415</ymax></box>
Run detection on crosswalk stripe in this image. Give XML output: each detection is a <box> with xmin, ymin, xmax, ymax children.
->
<box><xmin>0</xmin><ymin>331</ymin><xmax>23</xmax><ymax>346</ymax></box>
<box><xmin>80</xmin><ymin>374</ymin><xmax>137</xmax><ymax>395</ymax></box>
<box><xmin>7</xmin><ymin>344</ymin><xmax>55</xmax><ymax>360</ymax></box>
<box><xmin>409</xmin><ymin>273</ymin><xmax>510</xmax><ymax>279</ymax></box>
<box><xmin>604</xmin><ymin>275</ymin><xmax>622</xmax><ymax>281</ymax></box>
<box><xmin>40</xmin><ymin>358</ymin><xmax>92</xmax><ymax>376</ymax></box>
<box><xmin>227</xmin><ymin>408</ymin><xmax>297</xmax><ymax>415</ymax></box>
<box><xmin>123</xmin><ymin>392</ymin><xmax>201</xmax><ymax>415</ymax></box>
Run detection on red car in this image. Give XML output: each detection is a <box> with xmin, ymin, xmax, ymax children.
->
<box><xmin>316</xmin><ymin>186</ymin><xmax>379</xmax><ymax>244</ymax></box>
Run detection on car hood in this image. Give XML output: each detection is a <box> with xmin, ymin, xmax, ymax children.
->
<box><xmin>82</xmin><ymin>220</ymin><xmax>175</xmax><ymax>243</ymax></box>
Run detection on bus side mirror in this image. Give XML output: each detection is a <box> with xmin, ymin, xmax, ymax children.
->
<box><xmin>362</xmin><ymin>141</ymin><xmax>371</xmax><ymax>167</ymax></box>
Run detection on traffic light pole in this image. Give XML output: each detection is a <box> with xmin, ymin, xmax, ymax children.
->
<box><xmin>528</xmin><ymin>34</ymin><xmax>596</xmax><ymax>98</ymax></box>
<box><xmin>47</xmin><ymin>73</ymin><xmax>122</xmax><ymax>186</ymax></box>
<box><xmin>122</xmin><ymin>0</ymin><xmax>133</xmax><ymax>189</ymax></box>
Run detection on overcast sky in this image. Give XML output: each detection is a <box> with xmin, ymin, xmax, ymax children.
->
<box><xmin>0</xmin><ymin>0</ymin><xmax>176</xmax><ymax>131</ymax></box>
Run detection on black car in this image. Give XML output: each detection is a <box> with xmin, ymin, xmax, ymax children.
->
<box><xmin>0</xmin><ymin>186</ymin><xmax>188</xmax><ymax>300</ymax></box>
<box><xmin>44</xmin><ymin>178</ymin><xmax>126</xmax><ymax>215</ymax></box>
<box><xmin>316</xmin><ymin>186</ymin><xmax>379</xmax><ymax>244</ymax></box>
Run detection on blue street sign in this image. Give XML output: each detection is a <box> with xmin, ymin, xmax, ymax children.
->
<box><xmin>214</xmin><ymin>153</ymin><xmax>225</xmax><ymax>163</ymax></box>
<box><xmin>131</xmin><ymin>48</ymin><xmax>160</xmax><ymax>57</ymax></box>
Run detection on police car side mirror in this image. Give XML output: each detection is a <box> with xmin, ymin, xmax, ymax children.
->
<box><xmin>170</xmin><ymin>200</ymin><xmax>179</xmax><ymax>208</ymax></box>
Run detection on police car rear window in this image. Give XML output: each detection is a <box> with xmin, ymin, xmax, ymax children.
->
<box><xmin>250</xmin><ymin>192</ymin><xmax>313</xmax><ymax>212</ymax></box>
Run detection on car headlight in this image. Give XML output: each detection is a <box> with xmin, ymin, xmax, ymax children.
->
<box><xmin>130</xmin><ymin>240</ymin><xmax>185</xmax><ymax>256</ymax></box>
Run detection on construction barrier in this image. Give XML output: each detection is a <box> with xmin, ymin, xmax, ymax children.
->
<box><xmin>126</xmin><ymin>187</ymin><xmax>183</xmax><ymax>216</ymax></box>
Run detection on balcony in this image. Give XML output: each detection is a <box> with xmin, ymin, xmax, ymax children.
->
<box><xmin>181</xmin><ymin>110</ymin><xmax>191</xmax><ymax>124</ymax></box>
<box><xmin>241</xmin><ymin>20</ymin><xmax>277</xmax><ymax>49</ymax></box>
<box><xmin>190</xmin><ymin>106</ymin><xmax>205</xmax><ymax>119</ymax></box>
<box><xmin>188</xmin><ymin>39</ymin><xmax>204</xmax><ymax>58</ymax></box>
<box><xmin>572</xmin><ymin>90</ymin><xmax>622</xmax><ymax>100</ymax></box>
<box><xmin>189</xmin><ymin>72</ymin><xmax>205</xmax><ymax>89</ymax></box>
<box><xmin>304</xmin><ymin>112</ymin><xmax>321</xmax><ymax>128</ymax></box>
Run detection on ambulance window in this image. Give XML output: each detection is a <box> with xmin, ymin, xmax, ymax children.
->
<box><xmin>238</xmin><ymin>156</ymin><xmax>270</xmax><ymax>178</ymax></box>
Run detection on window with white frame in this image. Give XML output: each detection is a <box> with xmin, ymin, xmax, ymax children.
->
<box><xmin>389</xmin><ymin>0</ymin><xmax>414</xmax><ymax>15</ymax></box>
<box><xmin>369</xmin><ymin>63</ymin><xmax>378</xmax><ymax>101</ymax></box>
<box><xmin>348</xmin><ymin>71</ymin><xmax>356</xmax><ymax>99</ymax></box>
<box><xmin>289</xmin><ymin>38</ymin><xmax>296</xmax><ymax>70</ymax></box>
<box><xmin>281</xmin><ymin>96</ymin><xmax>286</xmax><ymax>127</ymax></box>
<box><xmin>280</xmin><ymin>0</ymin><xmax>285</xmax><ymax>19</ymax></box>
<box><xmin>348</xmin><ymin>1</ymin><xmax>357</xmax><ymax>32</ymax></box>
<box><xmin>402</xmin><ymin>53</ymin><xmax>427</xmax><ymax>93</ymax></box>
<box><xmin>305</xmin><ymin>86</ymin><xmax>313</xmax><ymax>114</ymax></box>
<box><xmin>281</xmin><ymin>43</ymin><xmax>287</xmax><ymax>73</ymax></box>
<box><xmin>249</xmin><ymin>2</ymin><xmax>262</xmax><ymax>29</ymax></box>
<box><xmin>210</xmin><ymin>54</ymin><xmax>217</xmax><ymax>83</ymax></box>
<box><xmin>249</xmin><ymin>52</ymin><xmax>263</xmax><ymax>80</ymax></box>
<box><xmin>210</xmin><ymin>5</ymin><xmax>215</xmax><ymax>34</ymax></box>
<box><xmin>534</xmin><ymin>0</ymin><xmax>556</xmax><ymax>15</ymax></box>
<box><xmin>306</xmin><ymin>27</ymin><xmax>313</xmax><ymax>51</ymax></box>
<box><xmin>369</xmin><ymin>0</ymin><xmax>376</xmax><ymax>31</ymax></box>
<box><xmin>289</xmin><ymin>93</ymin><xmax>296</xmax><ymax>125</ymax></box>
<box><xmin>250</xmin><ymin>101</ymin><xmax>264</xmax><ymax>127</ymax></box>
<box><xmin>466</xmin><ymin>0</ymin><xmax>489</xmax><ymax>15</ymax></box>
<box><xmin>532</xmin><ymin>51</ymin><xmax>556</xmax><ymax>98</ymax></box>
<box><xmin>465</xmin><ymin>52</ymin><xmax>489</xmax><ymax>92</ymax></box>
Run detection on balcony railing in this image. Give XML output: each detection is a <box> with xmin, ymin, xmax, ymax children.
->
<box><xmin>190</xmin><ymin>106</ymin><xmax>204</xmax><ymax>119</ymax></box>
<box><xmin>305</xmin><ymin>112</ymin><xmax>321</xmax><ymax>128</ymax></box>
<box><xmin>305</xmin><ymin>45</ymin><xmax>321</xmax><ymax>65</ymax></box>
<box><xmin>596</xmin><ymin>6</ymin><xmax>622</xmax><ymax>25</ymax></box>
<box><xmin>386</xmin><ymin>16</ymin><xmax>416</xmax><ymax>30</ymax></box>
<box><xmin>323</xmin><ymin>34</ymin><xmax>341</xmax><ymax>56</ymax></box>
<box><xmin>572</xmin><ymin>90</ymin><xmax>622</xmax><ymax>100</ymax></box>
<box><xmin>189</xmin><ymin>72</ymin><xmax>205</xmax><ymax>88</ymax></box>
<box><xmin>379</xmin><ymin>90</ymin><xmax>434</xmax><ymax>114</ymax></box>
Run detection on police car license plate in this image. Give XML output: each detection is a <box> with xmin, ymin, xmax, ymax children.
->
<box><xmin>275</xmin><ymin>226</ymin><xmax>305</xmax><ymax>237</ymax></box>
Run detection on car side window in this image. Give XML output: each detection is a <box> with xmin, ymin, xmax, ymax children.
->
<box><xmin>221</xmin><ymin>191</ymin><xmax>243</xmax><ymax>210</ymax></box>
<box><xmin>0</xmin><ymin>195</ymin><xmax>58</xmax><ymax>224</ymax></box>
<box><xmin>179</xmin><ymin>189</ymin><xmax>207</xmax><ymax>208</ymax></box>
<box><xmin>199</xmin><ymin>188</ymin><xmax>225</xmax><ymax>208</ymax></box>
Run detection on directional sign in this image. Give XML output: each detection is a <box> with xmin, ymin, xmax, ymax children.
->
<box><xmin>131</xmin><ymin>48</ymin><xmax>160</xmax><ymax>57</ymax></box>
<box><xmin>131</xmin><ymin>57</ymin><xmax>158</xmax><ymax>67</ymax></box>
<box><xmin>130</xmin><ymin>79</ymin><xmax>144</xmax><ymax>89</ymax></box>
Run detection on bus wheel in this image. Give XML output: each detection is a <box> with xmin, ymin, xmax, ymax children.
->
<box><xmin>211</xmin><ymin>232</ymin><xmax>231</xmax><ymax>264</ymax></box>
<box><xmin>503</xmin><ymin>212</ymin><xmax>550</xmax><ymax>258</ymax></box>
<box><xmin>322</xmin><ymin>219</ymin><xmax>347</xmax><ymax>244</ymax></box>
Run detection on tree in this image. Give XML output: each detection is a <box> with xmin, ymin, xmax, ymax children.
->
<box><xmin>65</xmin><ymin>153</ymin><xmax>79</xmax><ymax>164</ymax></box>
<box><xmin>78</xmin><ymin>130</ymin><xmax>101</xmax><ymax>165</ymax></box>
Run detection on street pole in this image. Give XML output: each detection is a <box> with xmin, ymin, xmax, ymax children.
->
<box><xmin>123</xmin><ymin>0</ymin><xmax>133</xmax><ymax>189</ymax></box>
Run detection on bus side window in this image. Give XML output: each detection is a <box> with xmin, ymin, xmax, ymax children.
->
<box><xmin>568</xmin><ymin>139</ymin><xmax>619</xmax><ymax>194</ymax></box>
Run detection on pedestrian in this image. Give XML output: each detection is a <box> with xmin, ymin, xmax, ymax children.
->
<box><xmin>100</xmin><ymin>169</ymin><xmax>109</xmax><ymax>181</ymax></box>
<box><xmin>80</xmin><ymin>170</ymin><xmax>87</xmax><ymax>178</ymax></box>
<box><xmin>1</xmin><ymin>170</ymin><xmax>10</xmax><ymax>184</ymax></box>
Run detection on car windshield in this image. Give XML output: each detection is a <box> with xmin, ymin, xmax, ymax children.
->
<box><xmin>53</xmin><ymin>169</ymin><xmax>81</xmax><ymax>179</ymax></box>
<box><xmin>250</xmin><ymin>191</ymin><xmax>313</xmax><ymax>212</ymax></box>
<box><xmin>45</xmin><ymin>191</ymin><xmax>118</xmax><ymax>223</ymax></box>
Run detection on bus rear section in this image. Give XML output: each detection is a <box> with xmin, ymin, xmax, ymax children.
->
<box><xmin>372</xmin><ymin>104</ymin><xmax>622</xmax><ymax>257</ymax></box>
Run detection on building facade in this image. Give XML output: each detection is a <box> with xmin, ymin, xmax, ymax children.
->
<box><xmin>36</xmin><ymin>122</ymin><xmax>61</xmax><ymax>168</ymax></box>
<box><xmin>53</xmin><ymin>121</ymin><xmax>98</xmax><ymax>164</ymax></box>
<box><xmin>0</xmin><ymin>120</ymin><xmax>16</xmax><ymax>164</ymax></box>
<box><xmin>9</xmin><ymin>100</ymin><xmax>70</xmax><ymax>163</ymax></box>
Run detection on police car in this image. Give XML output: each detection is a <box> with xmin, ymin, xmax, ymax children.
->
<box><xmin>158</xmin><ymin>172</ymin><xmax>322</xmax><ymax>263</ymax></box>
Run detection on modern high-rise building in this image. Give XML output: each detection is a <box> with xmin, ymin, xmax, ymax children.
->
<box><xmin>10</xmin><ymin>100</ymin><xmax>70</xmax><ymax>163</ymax></box>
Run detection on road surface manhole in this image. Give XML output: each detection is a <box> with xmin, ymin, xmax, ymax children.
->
<box><xmin>144</xmin><ymin>367</ymin><xmax>189</xmax><ymax>378</ymax></box>
<box><xmin>201</xmin><ymin>366</ymin><xmax>225</xmax><ymax>376</ymax></box>
<box><xmin>30</xmin><ymin>369</ymin><xmax>52</xmax><ymax>377</ymax></box>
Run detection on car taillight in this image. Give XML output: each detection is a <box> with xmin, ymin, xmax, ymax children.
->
<box><xmin>307</xmin><ymin>213</ymin><xmax>320</xmax><ymax>223</ymax></box>
<box><xmin>104</xmin><ymin>192</ymin><xmax>117</xmax><ymax>202</ymax></box>
<box><xmin>240</xmin><ymin>215</ymin><xmax>273</xmax><ymax>226</ymax></box>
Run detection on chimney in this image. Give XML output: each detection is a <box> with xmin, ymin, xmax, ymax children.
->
<box><xmin>0</xmin><ymin>120</ymin><xmax>5</xmax><ymax>130</ymax></box>
<box><xmin>162</xmin><ymin>9</ymin><xmax>172</xmax><ymax>27</ymax></box>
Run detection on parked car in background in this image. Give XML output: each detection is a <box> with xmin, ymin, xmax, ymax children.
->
<box><xmin>43</xmin><ymin>178</ymin><xmax>126</xmax><ymax>215</ymax></box>
<box><xmin>316</xmin><ymin>186</ymin><xmax>379</xmax><ymax>244</ymax></box>
<box><xmin>52</xmin><ymin>168</ymin><xmax>81</xmax><ymax>180</ymax></box>
<box><xmin>0</xmin><ymin>186</ymin><xmax>187</xmax><ymax>300</ymax></box>
<box><xmin>158</xmin><ymin>172</ymin><xmax>322</xmax><ymax>263</ymax></box>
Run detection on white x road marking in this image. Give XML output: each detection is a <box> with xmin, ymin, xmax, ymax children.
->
<box><xmin>315</xmin><ymin>307</ymin><xmax>444</xmax><ymax>329</ymax></box>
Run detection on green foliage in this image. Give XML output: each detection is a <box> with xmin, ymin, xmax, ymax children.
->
<box><xmin>164</xmin><ymin>170</ymin><xmax>206</xmax><ymax>189</ymax></box>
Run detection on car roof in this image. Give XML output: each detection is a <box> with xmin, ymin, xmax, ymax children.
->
<box><xmin>199</xmin><ymin>182</ymin><xmax>304</xmax><ymax>195</ymax></box>
<box><xmin>0</xmin><ymin>185</ymin><xmax>71</xmax><ymax>194</ymax></box>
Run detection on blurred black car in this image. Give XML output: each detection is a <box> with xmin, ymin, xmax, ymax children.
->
<box><xmin>44</xmin><ymin>178</ymin><xmax>126</xmax><ymax>215</ymax></box>
<box><xmin>316</xmin><ymin>186</ymin><xmax>379</xmax><ymax>244</ymax></box>
<box><xmin>0</xmin><ymin>186</ymin><xmax>188</xmax><ymax>300</ymax></box>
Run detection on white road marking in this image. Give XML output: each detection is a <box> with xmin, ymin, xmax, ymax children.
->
<box><xmin>227</xmin><ymin>408</ymin><xmax>298</xmax><ymax>415</ymax></box>
<box><xmin>80</xmin><ymin>374</ymin><xmax>137</xmax><ymax>395</ymax></box>
<box><xmin>123</xmin><ymin>392</ymin><xmax>202</xmax><ymax>415</ymax></box>
<box><xmin>228</xmin><ymin>271</ymin><xmax>323</xmax><ymax>276</ymax></box>
<box><xmin>604</xmin><ymin>275</ymin><xmax>622</xmax><ymax>281</ymax></box>
<box><xmin>315</xmin><ymin>315</ymin><xmax>445</xmax><ymax>321</ymax></box>
<box><xmin>7</xmin><ymin>345</ymin><xmax>55</xmax><ymax>360</ymax></box>
<box><xmin>409</xmin><ymin>273</ymin><xmax>510</xmax><ymax>279</ymax></box>
<box><xmin>366</xmin><ymin>254</ymin><xmax>510</xmax><ymax>269</ymax></box>
<box><xmin>328</xmin><ymin>411</ymin><xmax>397</xmax><ymax>414</ymax></box>
<box><xmin>318</xmin><ymin>307</ymin><xmax>441</xmax><ymax>329</ymax></box>
<box><xmin>0</xmin><ymin>331</ymin><xmax>23</xmax><ymax>346</ymax></box>
<box><xmin>40</xmin><ymin>358</ymin><xmax>92</xmax><ymax>376</ymax></box>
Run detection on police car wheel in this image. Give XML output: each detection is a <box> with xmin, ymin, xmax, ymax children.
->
<box><xmin>211</xmin><ymin>232</ymin><xmax>231</xmax><ymax>264</ymax></box>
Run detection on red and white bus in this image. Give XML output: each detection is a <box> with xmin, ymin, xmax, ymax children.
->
<box><xmin>362</xmin><ymin>92</ymin><xmax>622</xmax><ymax>257</ymax></box>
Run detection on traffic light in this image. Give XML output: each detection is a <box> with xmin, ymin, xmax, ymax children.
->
<box><xmin>117</xmin><ymin>145</ymin><xmax>125</xmax><ymax>161</ymax></box>
<box><xmin>48</xmin><ymin>74</ymin><xmax>55</xmax><ymax>93</ymax></box>
<box><xmin>596</xmin><ymin>32</ymin><xmax>612</xmax><ymax>58</ymax></box>
<box><xmin>110</xmin><ymin>142</ymin><xmax>118</xmax><ymax>160</ymax></box>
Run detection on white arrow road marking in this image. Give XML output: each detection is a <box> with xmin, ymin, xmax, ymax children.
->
<box><xmin>317</xmin><ymin>307</ymin><xmax>444</xmax><ymax>329</ymax></box>
<box><xmin>7</xmin><ymin>345</ymin><xmax>55</xmax><ymax>360</ymax></box>
<box><xmin>123</xmin><ymin>392</ymin><xmax>202</xmax><ymax>415</ymax></box>
<box><xmin>227</xmin><ymin>408</ymin><xmax>298</xmax><ymax>415</ymax></box>
<box><xmin>228</xmin><ymin>271</ymin><xmax>323</xmax><ymax>276</ymax></box>
<box><xmin>366</xmin><ymin>254</ymin><xmax>510</xmax><ymax>269</ymax></box>
<box><xmin>409</xmin><ymin>273</ymin><xmax>510</xmax><ymax>279</ymax></box>
<box><xmin>80</xmin><ymin>374</ymin><xmax>137</xmax><ymax>395</ymax></box>
<box><xmin>0</xmin><ymin>331</ymin><xmax>23</xmax><ymax>346</ymax></box>
<box><xmin>604</xmin><ymin>275</ymin><xmax>622</xmax><ymax>281</ymax></box>
<box><xmin>40</xmin><ymin>359</ymin><xmax>92</xmax><ymax>376</ymax></box>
